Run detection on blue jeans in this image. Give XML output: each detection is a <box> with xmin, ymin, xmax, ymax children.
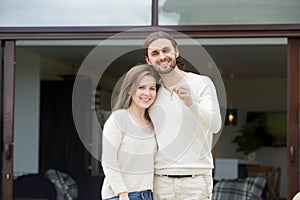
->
<box><xmin>104</xmin><ymin>190</ymin><xmax>153</xmax><ymax>200</ymax></box>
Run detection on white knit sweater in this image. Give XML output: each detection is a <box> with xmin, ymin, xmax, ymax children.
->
<box><xmin>149</xmin><ymin>72</ymin><xmax>222</xmax><ymax>175</ymax></box>
<box><xmin>101</xmin><ymin>109</ymin><xmax>157</xmax><ymax>199</ymax></box>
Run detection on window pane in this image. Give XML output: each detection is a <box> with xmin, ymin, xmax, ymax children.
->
<box><xmin>0</xmin><ymin>0</ymin><xmax>151</xmax><ymax>27</ymax></box>
<box><xmin>159</xmin><ymin>0</ymin><xmax>300</xmax><ymax>25</ymax></box>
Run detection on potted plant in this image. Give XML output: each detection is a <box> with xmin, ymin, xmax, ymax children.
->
<box><xmin>231</xmin><ymin>119</ymin><xmax>272</xmax><ymax>160</ymax></box>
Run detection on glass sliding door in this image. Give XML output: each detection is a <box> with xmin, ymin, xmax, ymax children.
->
<box><xmin>203</xmin><ymin>38</ymin><xmax>288</xmax><ymax>199</ymax></box>
<box><xmin>13</xmin><ymin>37</ymin><xmax>288</xmax><ymax>199</ymax></box>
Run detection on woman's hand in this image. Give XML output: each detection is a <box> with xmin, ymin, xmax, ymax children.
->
<box><xmin>119</xmin><ymin>192</ymin><xmax>130</xmax><ymax>200</ymax></box>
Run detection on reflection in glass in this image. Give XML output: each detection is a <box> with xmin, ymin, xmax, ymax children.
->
<box><xmin>159</xmin><ymin>0</ymin><xmax>300</xmax><ymax>25</ymax></box>
<box><xmin>0</xmin><ymin>0</ymin><xmax>151</xmax><ymax>27</ymax></box>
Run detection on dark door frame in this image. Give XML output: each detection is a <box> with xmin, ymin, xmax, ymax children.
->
<box><xmin>287</xmin><ymin>38</ymin><xmax>300</xmax><ymax>200</ymax></box>
<box><xmin>1</xmin><ymin>40</ymin><xmax>15</xmax><ymax>200</ymax></box>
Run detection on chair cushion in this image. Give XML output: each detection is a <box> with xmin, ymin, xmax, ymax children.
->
<box><xmin>13</xmin><ymin>173</ymin><xmax>56</xmax><ymax>200</ymax></box>
<box><xmin>45</xmin><ymin>169</ymin><xmax>78</xmax><ymax>200</ymax></box>
<box><xmin>212</xmin><ymin>177</ymin><xmax>267</xmax><ymax>200</ymax></box>
<box><xmin>74</xmin><ymin>175</ymin><xmax>104</xmax><ymax>200</ymax></box>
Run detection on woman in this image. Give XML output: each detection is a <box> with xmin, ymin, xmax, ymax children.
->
<box><xmin>101</xmin><ymin>64</ymin><xmax>160</xmax><ymax>200</ymax></box>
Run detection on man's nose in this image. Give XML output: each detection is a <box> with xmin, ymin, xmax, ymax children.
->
<box><xmin>159</xmin><ymin>51</ymin><xmax>166</xmax><ymax>59</ymax></box>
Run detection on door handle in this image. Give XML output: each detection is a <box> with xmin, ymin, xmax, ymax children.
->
<box><xmin>4</xmin><ymin>143</ymin><xmax>13</xmax><ymax>160</ymax></box>
<box><xmin>290</xmin><ymin>145</ymin><xmax>295</xmax><ymax>163</ymax></box>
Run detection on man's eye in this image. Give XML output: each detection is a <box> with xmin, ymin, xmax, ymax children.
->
<box><xmin>151</xmin><ymin>52</ymin><xmax>158</xmax><ymax>56</ymax></box>
<box><xmin>162</xmin><ymin>48</ymin><xmax>170</xmax><ymax>53</ymax></box>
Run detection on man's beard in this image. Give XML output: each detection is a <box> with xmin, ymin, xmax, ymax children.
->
<box><xmin>155</xmin><ymin>60</ymin><xmax>176</xmax><ymax>74</ymax></box>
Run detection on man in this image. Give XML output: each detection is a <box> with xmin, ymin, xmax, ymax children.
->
<box><xmin>143</xmin><ymin>31</ymin><xmax>222</xmax><ymax>200</ymax></box>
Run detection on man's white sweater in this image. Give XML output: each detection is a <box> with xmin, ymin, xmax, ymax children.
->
<box><xmin>149</xmin><ymin>72</ymin><xmax>222</xmax><ymax>176</ymax></box>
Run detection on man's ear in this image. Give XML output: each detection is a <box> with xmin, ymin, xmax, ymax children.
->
<box><xmin>175</xmin><ymin>48</ymin><xmax>180</xmax><ymax>58</ymax></box>
<box><xmin>145</xmin><ymin>57</ymin><xmax>151</xmax><ymax>65</ymax></box>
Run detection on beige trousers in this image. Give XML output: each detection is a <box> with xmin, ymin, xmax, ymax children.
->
<box><xmin>153</xmin><ymin>174</ymin><xmax>213</xmax><ymax>200</ymax></box>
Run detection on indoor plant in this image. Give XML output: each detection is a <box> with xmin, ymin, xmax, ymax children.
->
<box><xmin>231</xmin><ymin>119</ymin><xmax>272</xmax><ymax>159</ymax></box>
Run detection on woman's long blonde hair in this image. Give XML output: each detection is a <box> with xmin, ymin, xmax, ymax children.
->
<box><xmin>112</xmin><ymin>64</ymin><xmax>160</xmax><ymax>111</ymax></box>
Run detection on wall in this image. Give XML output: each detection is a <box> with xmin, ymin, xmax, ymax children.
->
<box><xmin>14</xmin><ymin>48</ymin><xmax>40</xmax><ymax>175</ymax></box>
<box><xmin>215</xmin><ymin>77</ymin><xmax>287</xmax><ymax>197</ymax></box>
<box><xmin>40</xmin><ymin>55</ymin><xmax>78</xmax><ymax>80</ymax></box>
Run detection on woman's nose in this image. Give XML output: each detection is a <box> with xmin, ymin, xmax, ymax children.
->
<box><xmin>144</xmin><ymin>89</ymin><xmax>150</xmax><ymax>94</ymax></box>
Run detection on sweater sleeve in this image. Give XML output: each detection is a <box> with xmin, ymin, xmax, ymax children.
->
<box><xmin>188</xmin><ymin>76</ymin><xmax>222</xmax><ymax>134</ymax></box>
<box><xmin>101</xmin><ymin>113</ymin><xmax>128</xmax><ymax>195</ymax></box>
